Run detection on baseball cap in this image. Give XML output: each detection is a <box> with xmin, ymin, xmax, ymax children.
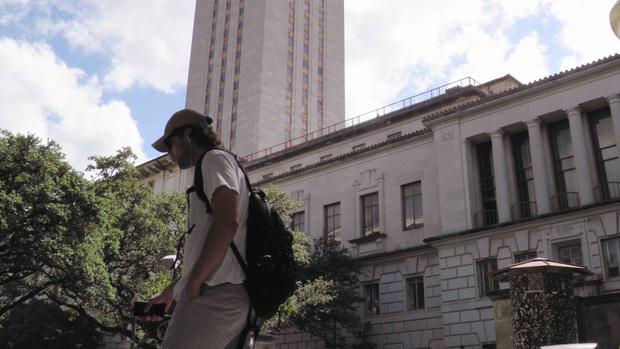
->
<box><xmin>152</xmin><ymin>109</ymin><xmax>213</xmax><ymax>152</ymax></box>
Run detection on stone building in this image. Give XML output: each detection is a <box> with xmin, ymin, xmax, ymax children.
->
<box><xmin>138</xmin><ymin>54</ymin><xmax>620</xmax><ymax>348</ymax></box>
<box><xmin>185</xmin><ymin>0</ymin><xmax>344</xmax><ymax>157</ymax></box>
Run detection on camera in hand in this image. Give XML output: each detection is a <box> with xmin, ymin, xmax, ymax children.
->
<box><xmin>133</xmin><ymin>301</ymin><xmax>166</xmax><ymax>317</ymax></box>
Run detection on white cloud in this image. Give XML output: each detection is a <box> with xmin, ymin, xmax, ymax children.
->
<box><xmin>2</xmin><ymin>0</ymin><xmax>195</xmax><ymax>93</ymax></box>
<box><xmin>57</xmin><ymin>0</ymin><xmax>195</xmax><ymax>93</ymax></box>
<box><xmin>448</xmin><ymin>31</ymin><xmax>549</xmax><ymax>85</ymax></box>
<box><xmin>0</xmin><ymin>37</ymin><xmax>145</xmax><ymax>170</ymax></box>
<box><xmin>542</xmin><ymin>0</ymin><xmax>618</xmax><ymax>70</ymax></box>
<box><xmin>344</xmin><ymin>0</ymin><xmax>554</xmax><ymax>117</ymax></box>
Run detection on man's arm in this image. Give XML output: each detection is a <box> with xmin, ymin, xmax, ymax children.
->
<box><xmin>186</xmin><ymin>185</ymin><xmax>240</xmax><ymax>299</ymax></box>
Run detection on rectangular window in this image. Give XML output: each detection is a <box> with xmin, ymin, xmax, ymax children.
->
<box><xmin>514</xmin><ymin>250</ymin><xmax>537</xmax><ymax>263</ymax></box>
<box><xmin>324</xmin><ymin>202</ymin><xmax>341</xmax><ymax>242</ymax></box>
<box><xmin>476</xmin><ymin>142</ymin><xmax>498</xmax><ymax>226</ymax></box>
<box><xmin>602</xmin><ymin>237</ymin><xmax>620</xmax><ymax>278</ymax></box>
<box><xmin>363</xmin><ymin>283</ymin><xmax>380</xmax><ymax>315</ymax></box>
<box><xmin>290</xmin><ymin>211</ymin><xmax>305</xmax><ymax>233</ymax></box>
<box><xmin>512</xmin><ymin>132</ymin><xmax>536</xmax><ymax>218</ymax></box>
<box><xmin>402</xmin><ymin>182</ymin><xmax>423</xmax><ymax>230</ymax></box>
<box><xmin>589</xmin><ymin>108</ymin><xmax>620</xmax><ymax>200</ymax></box>
<box><xmin>476</xmin><ymin>258</ymin><xmax>499</xmax><ymax>297</ymax></box>
<box><xmin>549</xmin><ymin>120</ymin><xmax>579</xmax><ymax>210</ymax></box>
<box><xmin>361</xmin><ymin>192</ymin><xmax>380</xmax><ymax>236</ymax></box>
<box><xmin>406</xmin><ymin>276</ymin><xmax>425</xmax><ymax>310</ymax></box>
<box><xmin>557</xmin><ymin>241</ymin><xmax>583</xmax><ymax>265</ymax></box>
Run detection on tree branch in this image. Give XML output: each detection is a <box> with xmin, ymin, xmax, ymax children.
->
<box><xmin>0</xmin><ymin>280</ymin><xmax>57</xmax><ymax>315</ymax></box>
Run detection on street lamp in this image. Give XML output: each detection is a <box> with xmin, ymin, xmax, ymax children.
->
<box><xmin>611</xmin><ymin>0</ymin><xmax>620</xmax><ymax>39</ymax></box>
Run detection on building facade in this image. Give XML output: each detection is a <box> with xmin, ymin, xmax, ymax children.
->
<box><xmin>185</xmin><ymin>0</ymin><xmax>345</xmax><ymax>156</ymax></box>
<box><xmin>139</xmin><ymin>55</ymin><xmax>620</xmax><ymax>348</ymax></box>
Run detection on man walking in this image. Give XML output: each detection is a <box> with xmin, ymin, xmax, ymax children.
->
<box><xmin>148</xmin><ymin>108</ymin><xmax>250</xmax><ymax>348</ymax></box>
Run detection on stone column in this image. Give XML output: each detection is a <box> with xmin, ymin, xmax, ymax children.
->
<box><xmin>491</xmin><ymin>130</ymin><xmax>511</xmax><ymax>222</ymax></box>
<box><xmin>607</xmin><ymin>94</ymin><xmax>620</xmax><ymax>152</ymax></box>
<box><xmin>566</xmin><ymin>107</ymin><xmax>594</xmax><ymax>205</ymax></box>
<box><xmin>526</xmin><ymin>119</ymin><xmax>551</xmax><ymax>214</ymax></box>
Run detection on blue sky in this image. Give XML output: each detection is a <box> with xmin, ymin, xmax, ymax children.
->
<box><xmin>0</xmin><ymin>0</ymin><xmax>618</xmax><ymax>170</ymax></box>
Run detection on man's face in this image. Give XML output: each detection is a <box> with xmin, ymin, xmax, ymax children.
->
<box><xmin>165</xmin><ymin>130</ymin><xmax>193</xmax><ymax>169</ymax></box>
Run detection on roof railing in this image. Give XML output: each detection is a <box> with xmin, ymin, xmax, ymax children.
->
<box><xmin>242</xmin><ymin>77</ymin><xmax>479</xmax><ymax>162</ymax></box>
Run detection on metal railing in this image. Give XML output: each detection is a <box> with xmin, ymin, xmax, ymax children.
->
<box><xmin>473</xmin><ymin>209</ymin><xmax>498</xmax><ymax>228</ymax></box>
<box><xmin>593</xmin><ymin>181</ymin><xmax>620</xmax><ymax>202</ymax></box>
<box><xmin>511</xmin><ymin>201</ymin><xmax>538</xmax><ymax>220</ymax></box>
<box><xmin>550</xmin><ymin>192</ymin><xmax>580</xmax><ymax>212</ymax></box>
<box><xmin>242</xmin><ymin>77</ymin><xmax>479</xmax><ymax>162</ymax></box>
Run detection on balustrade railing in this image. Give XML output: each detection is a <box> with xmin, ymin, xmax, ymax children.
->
<box><xmin>473</xmin><ymin>209</ymin><xmax>498</xmax><ymax>228</ymax></box>
<box><xmin>511</xmin><ymin>201</ymin><xmax>537</xmax><ymax>220</ymax></box>
<box><xmin>550</xmin><ymin>192</ymin><xmax>580</xmax><ymax>212</ymax></box>
<box><xmin>593</xmin><ymin>181</ymin><xmax>620</xmax><ymax>202</ymax></box>
<box><xmin>242</xmin><ymin>77</ymin><xmax>479</xmax><ymax>162</ymax></box>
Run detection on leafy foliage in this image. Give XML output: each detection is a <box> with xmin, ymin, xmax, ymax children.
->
<box><xmin>261</xmin><ymin>186</ymin><xmax>372</xmax><ymax>348</ymax></box>
<box><xmin>0</xmin><ymin>299</ymin><xmax>101</xmax><ymax>348</ymax></box>
<box><xmin>0</xmin><ymin>130</ymin><xmax>99</xmax><ymax>315</ymax></box>
<box><xmin>290</xmin><ymin>237</ymin><xmax>372</xmax><ymax>348</ymax></box>
<box><xmin>0</xmin><ymin>131</ymin><xmax>185</xmax><ymax>348</ymax></box>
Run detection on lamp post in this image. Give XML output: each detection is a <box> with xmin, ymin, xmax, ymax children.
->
<box><xmin>611</xmin><ymin>0</ymin><xmax>620</xmax><ymax>39</ymax></box>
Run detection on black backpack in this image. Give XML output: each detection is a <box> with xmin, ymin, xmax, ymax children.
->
<box><xmin>192</xmin><ymin>148</ymin><xmax>297</xmax><ymax>319</ymax></box>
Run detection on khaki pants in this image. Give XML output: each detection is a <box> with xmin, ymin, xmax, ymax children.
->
<box><xmin>162</xmin><ymin>283</ymin><xmax>249</xmax><ymax>349</ymax></box>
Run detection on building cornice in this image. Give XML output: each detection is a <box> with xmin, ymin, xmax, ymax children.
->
<box><xmin>422</xmin><ymin>53</ymin><xmax>620</xmax><ymax>129</ymax></box>
<box><xmin>245</xmin><ymin>86</ymin><xmax>484</xmax><ymax>171</ymax></box>
<box><xmin>423</xmin><ymin>199</ymin><xmax>620</xmax><ymax>245</ymax></box>
<box><xmin>252</xmin><ymin>127</ymin><xmax>433</xmax><ymax>186</ymax></box>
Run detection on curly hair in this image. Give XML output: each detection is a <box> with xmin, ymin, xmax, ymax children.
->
<box><xmin>166</xmin><ymin>122</ymin><xmax>223</xmax><ymax>150</ymax></box>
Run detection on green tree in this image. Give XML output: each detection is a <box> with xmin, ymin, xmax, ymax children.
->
<box><xmin>290</xmin><ymin>237</ymin><xmax>372</xmax><ymax>348</ymax></box>
<box><xmin>261</xmin><ymin>185</ymin><xmax>371</xmax><ymax>348</ymax></box>
<box><xmin>0</xmin><ymin>130</ymin><xmax>99</xmax><ymax>315</ymax></box>
<box><xmin>56</xmin><ymin>147</ymin><xmax>184</xmax><ymax>348</ymax></box>
<box><xmin>0</xmin><ymin>131</ymin><xmax>185</xmax><ymax>348</ymax></box>
<box><xmin>0</xmin><ymin>299</ymin><xmax>101</xmax><ymax>349</ymax></box>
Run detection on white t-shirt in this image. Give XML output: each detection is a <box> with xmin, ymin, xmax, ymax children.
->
<box><xmin>174</xmin><ymin>150</ymin><xmax>248</xmax><ymax>299</ymax></box>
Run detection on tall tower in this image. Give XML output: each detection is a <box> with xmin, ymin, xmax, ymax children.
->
<box><xmin>185</xmin><ymin>0</ymin><xmax>345</xmax><ymax>157</ymax></box>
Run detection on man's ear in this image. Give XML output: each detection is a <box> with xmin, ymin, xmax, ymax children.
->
<box><xmin>183</xmin><ymin>127</ymin><xmax>192</xmax><ymax>142</ymax></box>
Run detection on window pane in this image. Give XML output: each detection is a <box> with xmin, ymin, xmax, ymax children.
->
<box><xmin>603</xmin><ymin>238</ymin><xmax>620</xmax><ymax>278</ymax></box>
<box><xmin>413</xmin><ymin>194</ymin><xmax>423</xmax><ymax>226</ymax></box>
<box><xmin>477</xmin><ymin>259</ymin><xmax>499</xmax><ymax>296</ymax></box>
<box><xmin>291</xmin><ymin>211</ymin><xmax>305</xmax><ymax>232</ymax></box>
<box><xmin>402</xmin><ymin>182</ymin><xmax>423</xmax><ymax>229</ymax></box>
<box><xmin>324</xmin><ymin>203</ymin><xmax>341</xmax><ymax>241</ymax></box>
<box><xmin>591</xmin><ymin>110</ymin><xmax>615</xmax><ymax>149</ymax></box>
<box><xmin>361</xmin><ymin>193</ymin><xmax>379</xmax><ymax>235</ymax></box>
<box><xmin>363</xmin><ymin>284</ymin><xmax>380</xmax><ymax>315</ymax></box>
<box><xmin>557</xmin><ymin>243</ymin><xmax>582</xmax><ymax>265</ymax></box>
<box><xmin>407</xmin><ymin>276</ymin><xmax>425</xmax><ymax>310</ymax></box>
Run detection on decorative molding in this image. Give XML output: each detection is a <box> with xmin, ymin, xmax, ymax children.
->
<box><xmin>353</xmin><ymin>168</ymin><xmax>383</xmax><ymax>190</ymax></box>
<box><xmin>525</xmin><ymin>118</ymin><xmax>542</xmax><ymax>128</ymax></box>
<box><xmin>606</xmin><ymin>94</ymin><xmax>620</xmax><ymax>104</ymax></box>
<box><xmin>564</xmin><ymin>106</ymin><xmax>582</xmax><ymax>115</ymax></box>
<box><xmin>489</xmin><ymin>129</ymin><xmax>504</xmax><ymax>139</ymax></box>
<box><xmin>440</xmin><ymin>126</ymin><xmax>455</xmax><ymax>142</ymax></box>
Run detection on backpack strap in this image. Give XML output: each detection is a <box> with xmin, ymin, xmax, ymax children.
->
<box><xmin>192</xmin><ymin>151</ymin><xmax>212</xmax><ymax>214</ymax></box>
<box><xmin>192</xmin><ymin>147</ymin><xmax>253</xmax><ymax>213</ymax></box>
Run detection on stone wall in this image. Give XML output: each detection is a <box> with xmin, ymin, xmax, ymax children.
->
<box><xmin>359</xmin><ymin>252</ymin><xmax>444</xmax><ymax>349</ymax></box>
<box><xmin>577</xmin><ymin>294</ymin><xmax>620</xmax><ymax>349</ymax></box>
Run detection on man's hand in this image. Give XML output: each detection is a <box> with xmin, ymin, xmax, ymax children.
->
<box><xmin>141</xmin><ymin>282</ymin><xmax>176</xmax><ymax>321</ymax></box>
